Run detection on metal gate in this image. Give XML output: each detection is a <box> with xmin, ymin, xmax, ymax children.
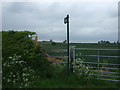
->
<box><xmin>69</xmin><ymin>46</ymin><xmax>120</xmax><ymax>82</ymax></box>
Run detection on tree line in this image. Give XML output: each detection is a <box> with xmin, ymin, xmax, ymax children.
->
<box><xmin>98</xmin><ymin>40</ymin><xmax>120</xmax><ymax>44</ymax></box>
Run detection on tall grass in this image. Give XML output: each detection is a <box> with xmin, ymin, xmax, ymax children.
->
<box><xmin>32</xmin><ymin>58</ymin><xmax>119</xmax><ymax>88</ymax></box>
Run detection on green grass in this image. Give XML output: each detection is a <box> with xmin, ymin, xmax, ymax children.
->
<box><xmin>40</xmin><ymin>42</ymin><xmax>119</xmax><ymax>64</ymax></box>
<box><xmin>40</xmin><ymin>42</ymin><xmax>67</xmax><ymax>50</ymax></box>
<box><xmin>40</xmin><ymin>42</ymin><xmax>119</xmax><ymax>51</ymax></box>
<box><xmin>31</xmin><ymin>72</ymin><xmax>119</xmax><ymax>88</ymax></box>
<box><xmin>46</xmin><ymin>52</ymin><xmax>67</xmax><ymax>56</ymax></box>
<box><xmin>28</xmin><ymin>60</ymin><xmax>119</xmax><ymax>88</ymax></box>
<box><xmin>38</xmin><ymin>42</ymin><xmax>120</xmax><ymax>88</ymax></box>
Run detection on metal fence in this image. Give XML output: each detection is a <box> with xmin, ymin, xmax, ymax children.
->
<box><xmin>47</xmin><ymin>46</ymin><xmax>120</xmax><ymax>82</ymax></box>
<box><xmin>69</xmin><ymin>46</ymin><xmax>120</xmax><ymax>82</ymax></box>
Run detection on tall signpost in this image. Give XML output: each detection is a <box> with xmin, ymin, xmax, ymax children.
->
<box><xmin>64</xmin><ymin>15</ymin><xmax>70</xmax><ymax>75</ymax></box>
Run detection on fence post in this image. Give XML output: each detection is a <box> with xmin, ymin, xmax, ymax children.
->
<box><xmin>69</xmin><ymin>46</ymin><xmax>75</xmax><ymax>73</ymax></box>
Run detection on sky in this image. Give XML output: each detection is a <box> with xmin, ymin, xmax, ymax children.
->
<box><xmin>2</xmin><ymin>1</ymin><xmax>118</xmax><ymax>43</ymax></box>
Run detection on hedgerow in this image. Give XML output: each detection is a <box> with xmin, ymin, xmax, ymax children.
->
<box><xmin>2</xmin><ymin>30</ymin><xmax>52</xmax><ymax>88</ymax></box>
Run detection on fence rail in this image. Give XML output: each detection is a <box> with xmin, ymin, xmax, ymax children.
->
<box><xmin>92</xmin><ymin>74</ymin><xmax>120</xmax><ymax>78</ymax></box>
<box><xmin>83</xmin><ymin>62</ymin><xmax>120</xmax><ymax>66</ymax></box>
<box><xmin>72</xmin><ymin>47</ymin><xmax>120</xmax><ymax>82</ymax></box>
<box><xmin>76</xmin><ymin>54</ymin><xmax>120</xmax><ymax>58</ymax></box>
<box><xmin>48</xmin><ymin>47</ymin><xmax>120</xmax><ymax>82</ymax></box>
<box><xmin>75</xmin><ymin>48</ymin><xmax>120</xmax><ymax>51</ymax></box>
<box><xmin>89</xmin><ymin>66</ymin><xmax>120</xmax><ymax>70</ymax></box>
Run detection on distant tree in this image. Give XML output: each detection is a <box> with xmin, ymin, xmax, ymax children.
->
<box><xmin>101</xmin><ymin>40</ymin><xmax>104</xmax><ymax>43</ymax></box>
<box><xmin>98</xmin><ymin>41</ymin><xmax>100</xmax><ymax>44</ymax></box>
<box><xmin>63</xmin><ymin>40</ymin><xmax>67</xmax><ymax>44</ymax></box>
<box><xmin>52</xmin><ymin>42</ymin><xmax>56</xmax><ymax>45</ymax></box>
<box><xmin>50</xmin><ymin>39</ymin><xmax>53</xmax><ymax>43</ymax></box>
<box><xmin>106</xmin><ymin>41</ymin><xmax>110</xmax><ymax>44</ymax></box>
<box><xmin>117</xmin><ymin>40</ymin><xmax>120</xmax><ymax>44</ymax></box>
<box><xmin>99</xmin><ymin>40</ymin><xmax>110</xmax><ymax>44</ymax></box>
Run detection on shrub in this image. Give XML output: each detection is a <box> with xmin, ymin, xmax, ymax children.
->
<box><xmin>73</xmin><ymin>58</ymin><xmax>93</xmax><ymax>81</ymax></box>
<box><xmin>2</xmin><ymin>30</ymin><xmax>53</xmax><ymax>88</ymax></box>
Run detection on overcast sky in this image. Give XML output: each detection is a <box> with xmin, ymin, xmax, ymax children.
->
<box><xmin>2</xmin><ymin>2</ymin><xmax>118</xmax><ymax>43</ymax></box>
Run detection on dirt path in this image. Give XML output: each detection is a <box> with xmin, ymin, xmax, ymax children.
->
<box><xmin>45</xmin><ymin>52</ymin><xmax>66</xmax><ymax>64</ymax></box>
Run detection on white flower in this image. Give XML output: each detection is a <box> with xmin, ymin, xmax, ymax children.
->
<box><xmin>13</xmin><ymin>80</ymin><xmax>15</xmax><ymax>83</ymax></box>
<box><xmin>23</xmin><ymin>68</ymin><xmax>27</xmax><ymax>71</ymax></box>
<box><xmin>72</xmin><ymin>57</ymin><xmax>93</xmax><ymax>79</ymax></box>
<box><xmin>25</xmin><ymin>84</ymin><xmax>29</xmax><ymax>87</ymax></box>
<box><xmin>3</xmin><ymin>63</ymin><xmax>6</xmax><ymax>66</ymax></box>
<box><xmin>13</xmin><ymin>75</ymin><xmax>15</xmax><ymax>77</ymax></box>
<box><xmin>26</xmin><ymin>73</ymin><xmax>30</xmax><ymax>76</ymax></box>
<box><xmin>19</xmin><ymin>61</ymin><xmax>24</xmax><ymax>63</ymax></box>
<box><xmin>18</xmin><ymin>56</ymin><xmax>21</xmax><ymax>58</ymax></box>
<box><xmin>13</xmin><ymin>58</ymin><xmax>16</xmax><ymax>61</ymax></box>
<box><xmin>24</xmin><ymin>78</ymin><xmax>29</xmax><ymax>82</ymax></box>
<box><xmin>10</xmin><ymin>72</ymin><xmax>13</xmax><ymax>75</ymax></box>
<box><xmin>7</xmin><ymin>64</ymin><xmax>10</xmax><ymax>67</ymax></box>
<box><xmin>22</xmin><ymin>73</ymin><xmax>26</xmax><ymax>77</ymax></box>
<box><xmin>7</xmin><ymin>79</ymin><xmax>10</xmax><ymax>82</ymax></box>
<box><xmin>9</xmin><ymin>57</ymin><xmax>12</xmax><ymax>59</ymax></box>
<box><xmin>15</xmin><ymin>61</ymin><xmax>18</xmax><ymax>63</ymax></box>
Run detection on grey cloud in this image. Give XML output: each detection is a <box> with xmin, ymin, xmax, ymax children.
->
<box><xmin>2</xmin><ymin>2</ymin><xmax>118</xmax><ymax>42</ymax></box>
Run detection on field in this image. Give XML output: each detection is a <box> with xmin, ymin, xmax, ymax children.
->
<box><xmin>40</xmin><ymin>42</ymin><xmax>119</xmax><ymax>49</ymax></box>
<box><xmin>40</xmin><ymin>42</ymin><xmax>120</xmax><ymax>86</ymax></box>
<box><xmin>40</xmin><ymin>42</ymin><xmax>119</xmax><ymax>70</ymax></box>
<box><xmin>40</xmin><ymin>42</ymin><xmax>119</xmax><ymax>63</ymax></box>
<box><xmin>40</xmin><ymin>42</ymin><xmax>119</xmax><ymax>67</ymax></box>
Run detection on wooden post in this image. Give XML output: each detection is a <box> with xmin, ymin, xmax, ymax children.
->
<box><xmin>35</xmin><ymin>34</ymin><xmax>38</xmax><ymax>48</ymax></box>
<box><xmin>69</xmin><ymin>46</ymin><xmax>75</xmax><ymax>73</ymax></box>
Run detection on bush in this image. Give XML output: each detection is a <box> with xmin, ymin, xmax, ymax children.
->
<box><xmin>72</xmin><ymin>58</ymin><xmax>93</xmax><ymax>81</ymax></box>
<box><xmin>2</xmin><ymin>30</ymin><xmax>53</xmax><ymax>88</ymax></box>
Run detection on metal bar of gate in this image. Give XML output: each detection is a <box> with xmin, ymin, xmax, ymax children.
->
<box><xmin>75</xmin><ymin>48</ymin><xmax>120</xmax><ymax>82</ymax></box>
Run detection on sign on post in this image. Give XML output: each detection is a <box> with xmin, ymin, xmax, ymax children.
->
<box><xmin>64</xmin><ymin>17</ymin><xmax>68</xmax><ymax>24</ymax></box>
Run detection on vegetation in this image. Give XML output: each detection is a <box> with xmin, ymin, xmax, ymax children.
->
<box><xmin>2</xmin><ymin>30</ymin><xmax>53</xmax><ymax>88</ymax></box>
<box><xmin>30</xmin><ymin>57</ymin><xmax>119</xmax><ymax>88</ymax></box>
<box><xmin>51</xmin><ymin>42</ymin><xmax>56</xmax><ymax>46</ymax></box>
<box><xmin>2</xmin><ymin>31</ymin><xmax>119</xmax><ymax>88</ymax></box>
<box><xmin>98</xmin><ymin>40</ymin><xmax>110</xmax><ymax>44</ymax></box>
<box><xmin>39</xmin><ymin>41</ymin><xmax>119</xmax><ymax>88</ymax></box>
<box><xmin>40</xmin><ymin>42</ymin><xmax>118</xmax><ymax>50</ymax></box>
<box><xmin>63</xmin><ymin>40</ymin><xmax>67</xmax><ymax>44</ymax></box>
